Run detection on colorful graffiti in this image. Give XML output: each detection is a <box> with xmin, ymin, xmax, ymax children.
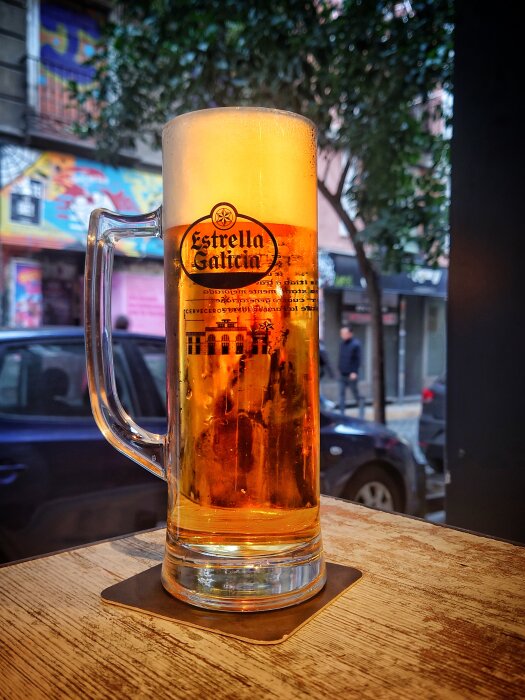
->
<box><xmin>0</xmin><ymin>146</ymin><xmax>163</xmax><ymax>257</ymax></box>
<box><xmin>39</xmin><ymin>1</ymin><xmax>102</xmax><ymax>127</ymax></box>
<box><xmin>40</xmin><ymin>1</ymin><xmax>100</xmax><ymax>81</ymax></box>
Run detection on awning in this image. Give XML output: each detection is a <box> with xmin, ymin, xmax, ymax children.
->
<box><xmin>320</xmin><ymin>251</ymin><xmax>448</xmax><ymax>298</ymax></box>
<box><xmin>0</xmin><ymin>145</ymin><xmax>163</xmax><ymax>257</ymax></box>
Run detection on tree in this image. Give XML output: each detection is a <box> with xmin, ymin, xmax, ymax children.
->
<box><xmin>73</xmin><ymin>0</ymin><xmax>453</xmax><ymax>422</ymax></box>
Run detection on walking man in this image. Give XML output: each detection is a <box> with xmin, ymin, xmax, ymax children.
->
<box><xmin>338</xmin><ymin>324</ymin><xmax>365</xmax><ymax>419</ymax></box>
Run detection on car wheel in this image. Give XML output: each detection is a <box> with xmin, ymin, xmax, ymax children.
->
<box><xmin>343</xmin><ymin>464</ymin><xmax>404</xmax><ymax>513</ymax></box>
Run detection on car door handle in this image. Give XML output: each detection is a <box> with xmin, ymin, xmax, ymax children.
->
<box><xmin>0</xmin><ymin>463</ymin><xmax>27</xmax><ymax>486</ymax></box>
<box><xmin>329</xmin><ymin>446</ymin><xmax>343</xmax><ymax>456</ymax></box>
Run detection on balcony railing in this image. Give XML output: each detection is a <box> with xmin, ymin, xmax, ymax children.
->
<box><xmin>25</xmin><ymin>56</ymin><xmax>96</xmax><ymax>143</ymax></box>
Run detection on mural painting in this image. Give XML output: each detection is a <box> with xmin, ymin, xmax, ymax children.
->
<box><xmin>0</xmin><ymin>146</ymin><xmax>163</xmax><ymax>257</ymax></box>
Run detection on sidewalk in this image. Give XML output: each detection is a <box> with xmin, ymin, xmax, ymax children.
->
<box><xmin>321</xmin><ymin>379</ymin><xmax>422</xmax><ymax>422</ymax></box>
<box><xmin>321</xmin><ymin>381</ymin><xmax>422</xmax><ymax>453</ymax></box>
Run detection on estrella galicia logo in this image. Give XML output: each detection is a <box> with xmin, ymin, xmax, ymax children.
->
<box><xmin>179</xmin><ymin>203</ymin><xmax>278</xmax><ymax>289</ymax></box>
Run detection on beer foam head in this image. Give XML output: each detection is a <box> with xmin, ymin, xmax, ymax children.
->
<box><xmin>162</xmin><ymin>107</ymin><xmax>317</xmax><ymax>230</ymax></box>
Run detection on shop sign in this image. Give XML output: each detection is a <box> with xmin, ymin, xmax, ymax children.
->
<box><xmin>409</xmin><ymin>268</ymin><xmax>443</xmax><ymax>285</ymax></box>
<box><xmin>334</xmin><ymin>274</ymin><xmax>356</xmax><ymax>289</ymax></box>
<box><xmin>346</xmin><ymin>304</ymin><xmax>398</xmax><ymax>326</ymax></box>
<box><xmin>327</xmin><ymin>252</ymin><xmax>447</xmax><ymax>297</ymax></box>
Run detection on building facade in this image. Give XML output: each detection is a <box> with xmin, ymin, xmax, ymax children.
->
<box><xmin>0</xmin><ymin>0</ymin><xmax>447</xmax><ymax>399</ymax></box>
<box><xmin>185</xmin><ymin>318</ymin><xmax>270</xmax><ymax>357</ymax></box>
<box><xmin>317</xmin><ymin>153</ymin><xmax>447</xmax><ymax>401</ymax></box>
<box><xmin>319</xmin><ymin>252</ymin><xmax>447</xmax><ymax>401</ymax></box>
<box><xmin>0</xmin><ymin>0</ymin><xmax>165</xmax><ymax>332</ymax></box>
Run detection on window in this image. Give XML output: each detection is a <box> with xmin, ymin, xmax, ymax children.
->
<box><xmin>0</xmin><ymin>351</ymin><xmax>23</xmax><ymax>408</ymax></box>
<box><xmin>251</xmin><ymin>334</ymin><xmax>268</xmax><ymax>355</ymax></box>
<box><xmin>0</xmin><ymin>341</ymin><xmax>132</xmax><ymax>418</ymax></box>
<box><xmin>135</xmin><ymin>341</ymin><xmax>166</xmax><ymax>411</ymax></box>
<box><xmin>236</xmin><ymin>334</ymin><xmax>244</xmax><ymax>354</ymax></box>
<box><xmin>187</xmin><ymin>335</ymin><xmax>203</xmax><ymax>355</ymax></box>
<box><xmin>221</xmin><ymin>334</ymin><xmax>229</xmax><ymax>355</ymax></box>
<box><xmin>208</xmin><ymin>334</ymin><xmax>216</xmax><ymax>355</ymax></box>
<box><xmin>425</xmin><ymin>299</ymin><xmax>446</xmax><ymax>377</ymax></box>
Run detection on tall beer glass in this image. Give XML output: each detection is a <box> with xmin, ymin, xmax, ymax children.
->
<box><xmin>85</xmin><ymin>107</ymin><xmax>326</xmax><ymax>611</ymax></box>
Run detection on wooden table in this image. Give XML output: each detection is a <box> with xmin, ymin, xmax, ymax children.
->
<box><xmin>1</xmin><ymin>496</ymin><xmax>524</xmax><ymax>699</ymax></box>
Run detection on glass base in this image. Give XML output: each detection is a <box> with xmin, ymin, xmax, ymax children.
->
<box><xmin>161</xmin><ymin>535</ymin><xmax>326</xmax><ymax>612</ymax></box>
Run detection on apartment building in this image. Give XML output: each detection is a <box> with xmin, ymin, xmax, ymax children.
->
<box><xmin>0</xmin><ymin>0</ymin><xmax>165</xmax><ymax>333</ymax></box>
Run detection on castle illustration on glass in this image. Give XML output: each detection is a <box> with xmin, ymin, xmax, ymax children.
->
<box><xmin>186</xmin><ymin>318</ymin><xmax>271</xmax><ymax>356</ymax></box>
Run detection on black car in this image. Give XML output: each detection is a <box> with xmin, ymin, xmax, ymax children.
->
<box><xmin>321</xmin><ymin>411</ymin><xmax>424</xmax><ymax>516</ymax></box>
<box><xmin>0</xmin><ymin>328</ymin><xmax>425</xmax><ymax>562</ymax></box>
<box><xmin>418</xmin><ymin>375</ymin><xmax>446</xmax><ymax>472</ymax></box>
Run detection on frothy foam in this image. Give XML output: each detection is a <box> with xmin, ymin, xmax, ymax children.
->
<box><xmin>162</xmin><ymin>107</ymin><xmax>317</xmax><ymax>230</ymax></box>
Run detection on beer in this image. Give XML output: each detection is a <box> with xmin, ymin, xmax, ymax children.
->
<box><xmin>164</xmin><ymin>221</ymin><xmax>320</xmax><ymax>555</ymax></box>
<box><xmin>86</xmin><ymin>107</ymin><xmax>325</xmax><ymax>610</ymax></box>
<box><xmin>161</xmin><ymin>109</ymin><xmax>321</xmax><ymax>572</ymax></box>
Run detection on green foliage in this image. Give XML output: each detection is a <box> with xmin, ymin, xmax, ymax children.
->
<box><xmin>71</xmin><ymin>0</ymin><xmax>454</xmax><ymax>271</ymax></box>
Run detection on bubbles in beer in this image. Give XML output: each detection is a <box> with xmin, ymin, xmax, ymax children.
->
<box><xmin>164</xmin><ymin>221</ymin><xmax>320</xmax><ymax>548</ymax></box>
<box><xmin>161</xmin><ymin>108</ymin><xmax>319</xmax><ymax>552</ymax></box>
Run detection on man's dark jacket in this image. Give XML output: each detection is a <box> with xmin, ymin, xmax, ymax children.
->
<box><xmin>338</xmin><ymin>337</ymin><xmax>361</xmax><ymax>376</ymax></box>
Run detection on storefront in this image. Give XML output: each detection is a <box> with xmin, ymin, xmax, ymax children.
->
<box><xmin>319</xmin><ymin>251</ymin><xmax>447</xmax><ymax>400</ymax></box>
<box><xmin>0</xmin><ymin>145</ymin><xmax>164</xmax><ymax>333</ymax></box>
<box><xmin>0</xmin><ymin>145</ymin><xmax>447</xmax><ymax>391</ymax></box>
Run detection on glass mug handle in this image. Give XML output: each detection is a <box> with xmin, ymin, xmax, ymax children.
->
<box><xmin>85</xmin><ymin>207</ymin><xmax>166</xmax><ymax>480</ymax></box>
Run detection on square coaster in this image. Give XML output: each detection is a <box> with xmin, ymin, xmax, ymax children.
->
<box><xmin>101</xmin><ymin>561</ymin><xmax>362</xmax><ymax>645</ymax></box>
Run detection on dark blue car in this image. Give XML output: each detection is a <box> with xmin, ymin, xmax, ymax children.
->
<box><xmin>0</xmin><ymin>328</ymin><xmax>424</xmax><ymax>562</ymax></box>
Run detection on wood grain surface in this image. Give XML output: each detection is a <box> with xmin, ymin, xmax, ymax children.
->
<box><xmin>1</xmin><ymin>496</ymin><xmax>524</xmax><ymax>699</ymax></box>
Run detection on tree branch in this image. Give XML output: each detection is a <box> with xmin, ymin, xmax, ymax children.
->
<box><xmin>319</xmin><ymin>150</ymin><xmax>334</xmax><ymax>185</ymax></box>
<box><xmin>318</xmin><ymin>175</ymin><xmax>385</xmax><ymax>423</ymax></box>
<box><xmin>318</xmin><ymin>177</ymin><xmax>358</xmax><ymax>241</ymax></box>
<box><xmin>336</xmin><ymin>156</ymin><xmax>352</xmax><ymax>201</ymax></box>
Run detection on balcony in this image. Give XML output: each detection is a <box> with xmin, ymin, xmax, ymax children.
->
<box><xmin>25</xmin><ymin>56</ymin><xmax>95</xmax><ymax>147</ymax></box>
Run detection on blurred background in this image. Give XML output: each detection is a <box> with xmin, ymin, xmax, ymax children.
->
<box><xmin>1</xmin><ymin>1</ymin><xmax>523</xmax><ymax>558</ymax></box>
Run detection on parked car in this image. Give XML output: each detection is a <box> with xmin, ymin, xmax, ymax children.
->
<box><xmin>320</xmin><ymin>411</ymin><xmax>425</xmax><ymax>516</ymax></box>
<box><xmin>0</xmin><ymin>327</ymin><xmax>167</xmax><ymax>563</ymax></box>
<box><xmin>418</xmin><ymin>375</ymin><xmax>446</xmax><ymax>472</ymax></box>
<box><xmin>0</xmin><ymin>327</ymin><xmax>425</xmax><ymax>562</ymax></box>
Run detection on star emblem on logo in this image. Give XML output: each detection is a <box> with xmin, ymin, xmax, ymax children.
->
<box><xmin>211</xmin><ymin>202</ymin><xmax>237</xmax><ymax>230</ymax></box>
<box><xmin>216</xmin><ymin>208</ymin><xmax>232</xmax><ymax>226</ymax></box>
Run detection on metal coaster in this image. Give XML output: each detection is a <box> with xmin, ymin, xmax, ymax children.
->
<box><xmin>101</xmin><ymin>561</ymin><xmax>362</xmax><ymax>645</ymax></box>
